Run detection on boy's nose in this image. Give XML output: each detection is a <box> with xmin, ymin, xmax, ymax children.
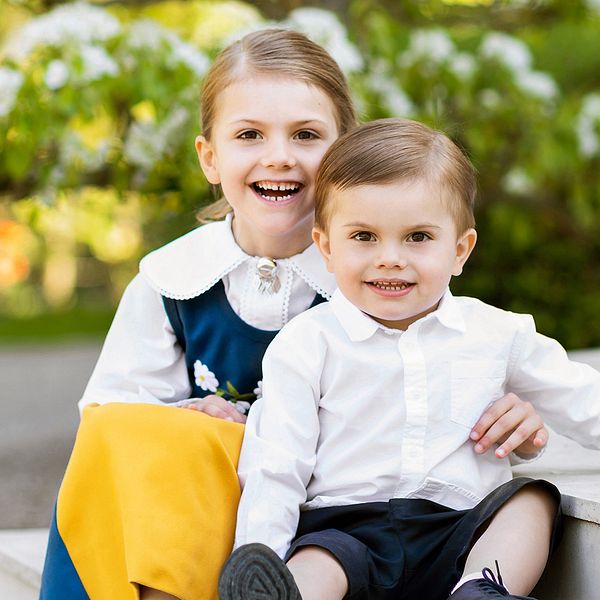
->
<box><xmin>375</xmin><ymin>245</ymin><xmax>408</xmax><ymax>269</ymax></box>
<box><xmin>260</xmin><ymin>139</ymin><xmax>297</xmax><ymax>169</ymax></box>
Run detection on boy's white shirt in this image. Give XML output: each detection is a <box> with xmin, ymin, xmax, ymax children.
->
<box><xmin>235</xmin><ymin>288</ymin><xmax>600</xmax><ymax>559</ymax></box>
<box><xmin>78</xmin><ymin>214</ymin><xmax>336</xmax><ymax>412</ymax></box>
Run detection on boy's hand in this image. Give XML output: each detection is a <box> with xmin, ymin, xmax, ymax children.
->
<box><xmin>470</xmin><ymin>393</ymin><xmax>548</xmax><ymax>459</ymax></box>
<box><xmin>178</xmin><ymin>395</ymin><xmax>247</xmax><ymax>424</ymax></box>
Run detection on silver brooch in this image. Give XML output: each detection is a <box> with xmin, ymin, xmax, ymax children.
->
<box><xmin>256</xmin><ymin>257</ymin><xmax>281</xmax><ymax>294</ymax></box>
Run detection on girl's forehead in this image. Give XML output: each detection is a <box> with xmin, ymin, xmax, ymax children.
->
<box><xmin>213</xmin><ymin>75</ymin><xmax>339</xmax><ymax>126</ymax></box>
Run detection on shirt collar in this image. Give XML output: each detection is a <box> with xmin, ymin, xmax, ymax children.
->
<box><xmin>329</xmin><ymin>287</ymin><xmax>466</xmax><ymax>342</ymax></box>
<box><xmin>140</xmin><ymin>214</ymin><xmax>336</xmax><ymax>300</ymax></box>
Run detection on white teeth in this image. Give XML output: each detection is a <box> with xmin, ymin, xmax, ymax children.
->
<box><xmin>255</xmin><ymin>181</ymin><xmax>300</xmax><ymax>192</ymax></box>
<box><xmin>372</xmin><ymin>282</ymin><xmax>411</xmax><ymax>291</ymax></box>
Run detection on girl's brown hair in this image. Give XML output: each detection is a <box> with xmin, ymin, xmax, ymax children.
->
<box><xmin>197</xmin><ymin>28</ymin><xmax>358</xmax><ymax>223</ymax></box>
<box><xmin>314</xmin><ymin>118</ymin><xmax>477</xmax><ymax>234</ymax></box>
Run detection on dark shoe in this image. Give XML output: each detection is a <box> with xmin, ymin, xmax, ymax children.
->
<box><xmin>218</xmin><ymin>543</ymin><xmax>301</xmax><ymax>600</ymax></box>
<box><xmin>448</xmin><ymin>561</ymin><xmax>537</xmax><ymax>599</ymax></box>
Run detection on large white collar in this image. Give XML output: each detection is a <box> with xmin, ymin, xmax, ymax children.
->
<box><xmin>139</xmin><ymin>215</ymin><xmax>336</xmax><ymax>300</ymax></box>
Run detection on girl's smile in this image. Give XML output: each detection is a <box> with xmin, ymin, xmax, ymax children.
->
<box><xmin>196</xmin><ymin>75</ymin><xmax>340</xmax><ymax>258</ymax></box>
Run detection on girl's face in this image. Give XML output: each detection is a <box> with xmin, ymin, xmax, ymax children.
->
<box><xmin>197</xmin><ymin>75</ymin><xmax>340</xmax><ymax>258</ymax></box>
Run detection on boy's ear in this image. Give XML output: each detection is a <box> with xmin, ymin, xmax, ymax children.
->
<box><xmin>312</xmin><ymin>227</ymin><xmax>335</xmax><ymax>273</ymax></box>
<box><xmin>452</xmin><ymin>228</ymin><xmax>477</xmax><ymax>277</ymax></box>
<box><xmin>195</xmin><ymin>135</ymin><xmax>221</xmax><ymax>185</ymax></box>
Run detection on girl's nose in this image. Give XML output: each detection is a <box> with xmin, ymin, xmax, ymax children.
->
<box><xmin>260</xmin><ymin>139</ymin><xmax>297</xmax><ymax>169</ymax></box>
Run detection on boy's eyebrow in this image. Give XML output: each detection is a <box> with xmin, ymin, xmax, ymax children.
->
<box><xmin>342</xmin><ymin>221</ymin><xmax>442</xmax><ymax>230</ymax></box>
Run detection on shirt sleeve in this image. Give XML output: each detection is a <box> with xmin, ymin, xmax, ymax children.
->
<box><xmin>234</xmin><ymin>320</ymin><xmax>323</xmax><ymax>558</ymax></box>
<box><xmin>507</xmin><ymin>314</ymin><xmax>600</xmax><ymax>450</ymax></box>
<box><xmin>78</xmin><ymin>273</ymin><xmax>191</xmax><ymax>413</ymax></box>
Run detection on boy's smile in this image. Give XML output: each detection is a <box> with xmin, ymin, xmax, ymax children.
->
<box><xmin>196</xmin><ymin>75</ymin><xmax>339</xmax><ymax>258</ymax></box>
<box><xmin>314</xmin><ymin>178</ymin><xmax>477</xmax><ymax>330</ymax></box>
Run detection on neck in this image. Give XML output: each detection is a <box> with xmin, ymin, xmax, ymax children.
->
<box><xmin>231</xmin><ymin>221</ymin><xmax>313</xmax><ymax>259</ymax></box>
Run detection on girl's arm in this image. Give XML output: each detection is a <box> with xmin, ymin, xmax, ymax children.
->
<box><xmin>78</xmin><ymin>274</ymin><xmax>191</xmax><ymax>413</ymax></box>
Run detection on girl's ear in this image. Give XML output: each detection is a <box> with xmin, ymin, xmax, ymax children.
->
<box><xmin>452</xmin><ymin>228</ymin><xmax>477</xmax><ymax>277</ymax></box>
<box><xmin>312</xmin><ymin>227</ymin><xmax>335</xmax><ymax>273</ymax></box>
<box><xmin>195</xmin><ymin>135</ymin><xmax>221</xmax><ymax>185</ymax></box>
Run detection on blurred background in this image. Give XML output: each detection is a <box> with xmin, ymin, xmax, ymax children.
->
<box><xmin>1</xmin><ymin>0</ymin><xmax>599</xmax><ymax>527</ymax></box>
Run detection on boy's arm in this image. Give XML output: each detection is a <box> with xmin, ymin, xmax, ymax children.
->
<box><xmin>234</xmin><ymin>324</ymin><xmax>322</xmax><ymax>559</ymax></box>
<box><xmin>78</xmin><ymin>274</ymin><xmax>191</xmax><ymax>412</ymax></box>
<box><xmin>506</xmin><ymin>314</ymin><xmax>600</xmax><ymax>450</ymax></box>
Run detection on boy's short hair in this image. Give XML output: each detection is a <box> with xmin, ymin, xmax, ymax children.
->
<box><xmin>314</xmin><ymin>118</ymin><xmax>477</xmax><ymax>234</ymax></box>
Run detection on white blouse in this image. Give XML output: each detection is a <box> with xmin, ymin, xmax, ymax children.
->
<box><xmin>78</xmin><ymin>216</ymin><xmax>336</xmax><ymax>412</ymax></box>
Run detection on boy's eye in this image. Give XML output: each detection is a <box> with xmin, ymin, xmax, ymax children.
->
<box><xmin>352</xmin><ymin>231</ymin><xmax>376</xmax><ymax>242</ymax></box>
<box><xmin>238</xmin><ymin>130</ymin><xmax>261</xmax><ymax>140</ymax></box>
<box><xmin>296</xmin><ymin>130</ymin><xmax>317</xmax><ymax>140</ymax></box>
<box><xmin>408</xmin><ymin>232</ymin><xmax>431</xmax><ymax>242</ymax></box>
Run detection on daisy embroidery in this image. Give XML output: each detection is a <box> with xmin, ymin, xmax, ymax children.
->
<box><xmin>193</xmin><ymin>360</ymin><xmax>219</xmax><ymax>392</ymax></box>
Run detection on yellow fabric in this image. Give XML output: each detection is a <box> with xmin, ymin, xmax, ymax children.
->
<box><xmin>57</xmin><ymin>403</ymin><xmax>244</xmax><ymax>600</ymax></box>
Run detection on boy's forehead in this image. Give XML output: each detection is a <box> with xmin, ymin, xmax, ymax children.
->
<box><xmin>327</xmin><ymin>179</ymin><xmax>457</xmax><ymax>224</ymax></box>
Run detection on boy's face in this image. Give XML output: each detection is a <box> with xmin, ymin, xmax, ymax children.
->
<box><xmin>313</xmin><ymin>178</ymin><xmax>477</xmax><ymax>330</ymax></box>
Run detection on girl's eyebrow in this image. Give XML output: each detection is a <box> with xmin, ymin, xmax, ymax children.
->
<box><xmin>228</xmin><ymin>118</ymin><xmax>330</xmax><ymax>127</ymax></box>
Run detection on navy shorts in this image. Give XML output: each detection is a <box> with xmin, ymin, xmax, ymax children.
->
<box><xmin>285</xmin><ymin>478</ymin><xmax>562</xmax><ymax>600</ymax></box>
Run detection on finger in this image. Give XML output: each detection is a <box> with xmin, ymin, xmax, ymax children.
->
<box><xmin>533</xmin><ymin>427</ymin><xmax>549</xmax><ymax>448</ymax></box>
<box><xmin>494</xmin><ymin>416</ymin><xmax>544</xmax><ymax>457</ymax></box>
<box><xmin>473</xmin><ymin>406</ymin><xmax>527</xmax><ymax>452</ymax></box>
<box><xmin>200</xmin><ymin>403</ymin><xmax>237</xmax><ymax>421</ymax></box>
<box><xmin>197</xmin><ymin>397</ymin><xmax>246</xmax><ymax>423</ymax></box>
<box><xmin>470</xmin><ymin>394</ymin><xmax>519</xmax><ymax>441</ymax></box>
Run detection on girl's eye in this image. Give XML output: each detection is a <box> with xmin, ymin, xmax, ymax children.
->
<box><xmin>352</xmin><ymin>231</ymin><xmax>376</xmax><ymax>242</ymax></box>
<box><xmin>296</xmin><ymin>130</ymin><xmax>317</xmax><ymax>140</ymax></box>
<box><xmin>238</xmin><ymin>130</ymin><xmax>261</xmax><ymax>140</ymax></box>
<box><xmin>408</xmin><ymin>232</ymin><xmax>431</xmax><ymax>242</ymax></box>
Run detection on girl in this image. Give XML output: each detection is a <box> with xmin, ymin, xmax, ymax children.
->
<box><xmin>40</xmin><ymin>29</ymin><xmax>548</xmax><ymax>600</ymax></box>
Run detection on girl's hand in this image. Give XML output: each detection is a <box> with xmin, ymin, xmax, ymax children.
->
<box><xmin>178</xmin><ymin>395</ymin><xmax>247</xmax><ymax>424</ymax></box>
<box><xmin>470</xmin><ymin>393</ymin><xmax>548</xmax><ymax>459</ymax></box>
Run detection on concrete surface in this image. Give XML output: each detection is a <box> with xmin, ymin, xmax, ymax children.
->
<box><xmin>0</xmin><ymin>342</ymin><xmax>100</xmax><ymax>529</ymax></box>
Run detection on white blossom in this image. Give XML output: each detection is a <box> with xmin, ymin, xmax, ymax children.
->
<box><xmin>4</xmin><ymin>2</ymin><xmax>121</xmax><ymax>60</ymax></box>
<box><xmin>480</xmin><ymin>32</ymin><xmax>532</xmax><ymax>74</ymax></box>
<box><xmin>515</xmin><ymin>71</ymin><xmax>558</xmax><ymax>101</ymax></box>
<box><xmin>478</xmin><ymin>88</ymin><xmax>502</xmax><ymax>110</ymax></box>
<box><xmin>401</xmin><ymin>29</ymin><xmax>455</xmax><ymax>65</ymax></box>
<box><xmin>0</xmin><ymin>67</ymin><xmax>24</xmax><ymax>117</ymax></box>
<box><xmin>44</xmin><ymin>60</ymin><xmax>69</xmax><ymax>90</ymax></box>
<box><xmin>576</xmin><ymin>93</ymin><xmax>600</xmax><ymax>157</ymax></box>
<box><xmin>282</xmin><ymin>8</ymin><xmax>363</xmax><ymax>74</ymax></box>
<box><xmin>367</xmin><ymin>62</ymin><xmax>415</xmax><ymax>117</ymax></box>
<box><xmin>586</xmin><ymin>0</ymin><xmax>600</xmax><ymax>12</ymax></box>
<box><xmin>81</xmin><ymin>45</ymin><xmax>119</xmax><ymax>81</ymax></box>
<box><xmin>503</xmin><ymin>168</ymin><xmax>535</xmax><ymax>196</ymax></box>
<box><xmin>124</xmin><ymin>106</ymin><xmax>189</xmax><ymax>170</ymax></box>
<box><xmin>168</xmin><ymin>38</ymin><xmax>210</xmax><ymax>76</ymax></box>
<box><xmin>231</xmin><ymin>400</ymin><xmax>251</xmax><ymax>415</ymax></box>
<box><xmin>193</xmin><ymin>360</ymin><xmax>219</xmax><ymax>393</ymax></box>
<box><xmin>127</xmin><ymin>19</ymin><xmax>209</xmax><ymax>77</ymax></box>
<box><xmin>449</xmin><ymin>52</ymin><xmax>476</xmax><ymax>80</ymax></box>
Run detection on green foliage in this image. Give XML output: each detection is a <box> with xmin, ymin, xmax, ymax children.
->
<box><xmin>1</xmin><ymin>0</ymin><xmax>600</xmax><ymax>349</ymax></box>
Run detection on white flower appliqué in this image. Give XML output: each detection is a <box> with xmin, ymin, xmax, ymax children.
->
<box><xmin>193</xmin><ymin>360</ymin><xmax>219</xmax><ymax>392</ymax></box>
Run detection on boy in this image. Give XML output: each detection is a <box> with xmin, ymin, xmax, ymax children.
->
<box><xmin>219</xmin><ymin>119</ymin><xmax>600</xmax><ymax>600</ymax></box>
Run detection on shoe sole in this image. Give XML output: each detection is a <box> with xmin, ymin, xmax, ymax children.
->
<box><xmin>218</xmin><ymin>543</ymin><xmax>301</xmax><ymax>600</ymax></box>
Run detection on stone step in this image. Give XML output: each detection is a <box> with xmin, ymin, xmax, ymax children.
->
<box><xmin>0</xmin><ymin>528</ymin><xmax>46</xmax><ymax>600</ymax></box>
